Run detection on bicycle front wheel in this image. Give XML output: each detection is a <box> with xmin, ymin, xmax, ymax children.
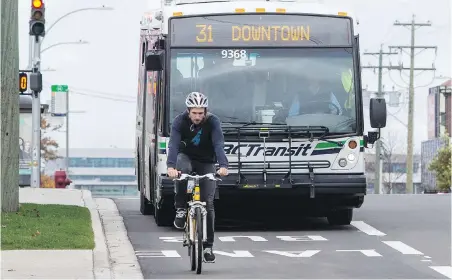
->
<box><xmin>195</xmin><ymin>207</ymin><xmax>203</xmax><ymax>274</ymax></box>
<box><xmin>187</xmin><ymin>216</ymin><xmax>196</xmax><ymax>271</ymax></box>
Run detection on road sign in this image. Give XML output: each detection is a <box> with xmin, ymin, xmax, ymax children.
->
<box><xmin>51</xmin><ymin>84</ymin><xmax>68</xmax><ymax>116</ymax></box>
<box><xmin>19</xmin><ymin>72</ymin><xmax>28</xmax><ymax>93</ymax></box>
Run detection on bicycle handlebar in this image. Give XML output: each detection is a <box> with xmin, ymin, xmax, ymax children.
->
<box><xmin>161</xmin><ymin>173</ymin><xmax>222</xmax><ymax>181</ymax></box>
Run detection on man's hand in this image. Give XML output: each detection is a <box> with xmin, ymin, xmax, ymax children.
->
<box><xmin>167</xmin><ymin>167</ymin><xmax>179</xmax><ymax>178</ymax></box>
<box><xmin>217</xmin><ymin>167</ymin><xmax>228</xmax><ymax>176</ymax></box>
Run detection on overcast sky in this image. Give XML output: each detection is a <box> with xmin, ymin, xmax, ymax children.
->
<box><xmin>18</xmin><ymin>0</ymin><xmax>451</xmax><ymax>153</ymax></box>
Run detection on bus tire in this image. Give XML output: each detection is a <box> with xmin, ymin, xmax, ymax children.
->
<box><xmin>327</xmin><ymin>208</ymin><xmax>353</xmax><ymax>226</ymax></box>
<box><xmin>140</xmin><ymin>190</ymin><xmax>154</xmax><ymax>215</ymax></box>
<box><xmin>154</xmin><ymin>198</ymin><xmax>173</xmax><ymax>227</ymax></box>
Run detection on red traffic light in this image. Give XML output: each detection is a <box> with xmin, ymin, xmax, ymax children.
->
<box><xmin>32</xmin><ymin>0</ymin><xmax>43</xmax><ymax>8</ymax></box>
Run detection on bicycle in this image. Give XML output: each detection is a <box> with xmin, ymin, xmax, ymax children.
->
<box><xmin>171</xmin><ymin>172</ymin><xmax>222</xmax><ymax>274</ymax></box>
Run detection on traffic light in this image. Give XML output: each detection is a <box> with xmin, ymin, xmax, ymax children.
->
<box><xmin>29</xmin><ymin>0</ymin><xmax>45</xmax><ymax>37</ymax></box>
<box><xmin>19</xmin><ymin>72</ymin><xmax>28</xmax><ymax>93</ymax></box>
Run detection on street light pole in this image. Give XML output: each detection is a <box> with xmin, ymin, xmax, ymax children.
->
<box><xmin>40</xmin><ymin>6</ymin><xmax>114</xmax><ymax>46</ymax></box>
<box><xmin>40</xmin><ymin>40</ymin><xmax>89</xmax><ymax>54</ymax></box>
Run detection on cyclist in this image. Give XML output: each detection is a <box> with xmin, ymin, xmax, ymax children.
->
<box><xmin>166</xmin><ymin>91</ymin><xmax>229</xmax><ymax>263</ymax></box>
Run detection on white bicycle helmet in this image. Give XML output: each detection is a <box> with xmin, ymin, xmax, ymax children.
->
<box><xmin>185</xmin><ymin>92</ymin><xmax>208</xmax><ymax>108</ymax></box>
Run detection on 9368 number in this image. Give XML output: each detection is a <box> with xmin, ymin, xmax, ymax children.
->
<box><xmin>221</xmin><ymin>49</ymin><xmax>247</xmax><ymax>59</ymax></box>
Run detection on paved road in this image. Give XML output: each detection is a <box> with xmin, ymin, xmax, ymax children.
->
<box><xmin>114</xmin><ymin>194</ymin><xmax>451</xmax><ymax>279</ymax></box>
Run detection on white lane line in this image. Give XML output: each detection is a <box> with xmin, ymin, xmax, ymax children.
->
<box><xmin>430</xmin><ymin>266</ymin><xmax>452</xmax><ymax>279</ymax></box>
<box><xmin>350</xmin><ymin>221</ymin><xmax>386</xmax><ymax>236</ymax></box>
<box><xmin>382</xmin><ymin>241</ymin><xmax>424</xmax><ymax>255</ymax></box>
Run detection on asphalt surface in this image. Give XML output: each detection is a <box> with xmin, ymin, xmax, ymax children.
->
<box><xmin>114</xmin><ymin>194</ymin><xmax>451</xmax><ymax>279</ymax></box>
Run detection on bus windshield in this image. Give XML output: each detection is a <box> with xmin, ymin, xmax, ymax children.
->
<box><xmin>168</xmin><ymin>47</ymin><xmax>357</xmax><ymax>133</ymax></box>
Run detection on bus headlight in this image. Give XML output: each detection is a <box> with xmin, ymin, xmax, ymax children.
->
<box><xmin>338</xmin><ymin>158</ymin><xmax>347</xmax><ymax>167</ymax></box>
<box><xmin>347</xmin><ymin>153</ymin><xmax>356</xmax><ymax>162</ymax></box>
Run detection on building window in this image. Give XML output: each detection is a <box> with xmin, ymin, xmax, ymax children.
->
<box><xmin>69</xmin><ymin>157</ymin><xmax>135</xmax><ymax>168</ymax></box>
<box><xmin>382</xmin><ymin>162</ymin><xmax>419</xmax><ymax>173</ymax></box>
<box><xmin>71</xmin><ymin>175</ymin><xmax>136</xmax><ymax>182</ymax></box>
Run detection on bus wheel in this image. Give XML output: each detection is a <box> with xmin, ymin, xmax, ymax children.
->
<box><xmin>154</xmin><ymin>197</ymin><xmax>173</xmax><ymax>227</ymax></box>
<box><xmin>140</xmin><ymin>190</ymin><xmax>154</xmax><ymax>215</ymax></box>
<box><xmin>327</xmin><ymin>208</ymin><xmax>353</xmax><ymax>226</ymax></box>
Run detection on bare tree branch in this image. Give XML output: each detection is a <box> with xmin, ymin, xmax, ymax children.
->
<box><xmin>381</xmin><ymin>132</ymin><xmax>406</xmax><ymax>194</ymax></box>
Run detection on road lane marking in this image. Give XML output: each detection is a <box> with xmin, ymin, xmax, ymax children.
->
<box><xmin>134</xmin><ymin>249</ymin><xmax>390</xmax><ymax>258</ymax></box>
<box><xmin>430</xmin><ymin>266</ymin><xmax>452</xmax><ymax>278</ymax></box>
<box><xmin>276</xmin><ymin>235</ymin><xmax>328</xmax><ymax>241</ymax></box>
<box><xmin>135</xmin><ymin>250</ymin><xmax>181</xmax><ymax>258</ymax></box>
<box><xmin>350</xmin><ymin>221</ymin><xmax>386</xmax><ymax>236</ymax></box>
<box><xmin>264</xmin><ymin>250</ymin><xmax>320</xmax><ymax>258</ymax></box>
<box><xmin>219</xmin><ymin>236</ymin><xmax>268</xmax><ymax>242</ymax></box>
<box><xmin>214</xmin><ymin>250</ymin><xmax>254</xmax><ymax>257</ymax></box>
<box><xmin>159</xmin><ymin>237</ymin><xmax>184</xmax><ymax>242</ymax></box>
<box><xmin>336</xmin><ymin>249</ymin><xmax>382</xmax><ymax>257</ymax></box>
<box><xmin>158</xmin><ymin>235</ymin><xmax>329</xmax><ymax>242</ymax></box>
<box><xmin>382</xmin><ymin>241</ymin><xmax>424</xmax><ymax>255</ymax></box>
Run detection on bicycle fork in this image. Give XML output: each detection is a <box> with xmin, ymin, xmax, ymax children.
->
<box><xmin>187</xmin><ymin>203</ymin><xmax>208</xmax><ymax>243</ymax></box>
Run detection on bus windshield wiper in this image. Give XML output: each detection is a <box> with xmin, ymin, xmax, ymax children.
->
<box><xmin>293</xmin><ymin>126</ymin><xmax>343</xmax><ymax>147</ymax></box>
<box><xmin>316</xmin><ymin>133</ymin><xmax>344</xmax><ymax>147</ymax></box>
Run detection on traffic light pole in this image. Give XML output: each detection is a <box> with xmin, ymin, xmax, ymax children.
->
<box><xmin>28</xmin><ymin>0</ymin><xmax>45</xmax><ymax>188</ymax></box>
<box><xmin>30</xmin><ymin>36</ymin><xmax>43</xmax><ymax>188</ymax></box>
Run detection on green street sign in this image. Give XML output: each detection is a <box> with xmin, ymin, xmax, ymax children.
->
<box><xmin>51</xmin><ymin>85</ymin><xmax>68</xmax><ymax>92</ymax></box>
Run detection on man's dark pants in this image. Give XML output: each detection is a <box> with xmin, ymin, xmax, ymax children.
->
<box><xmin>174</xmin><ymin>153</ymin><xmax>216</xmax><ymax>248</ymax></box>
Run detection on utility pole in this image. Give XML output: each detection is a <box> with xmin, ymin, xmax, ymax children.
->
<box><xmin>389</xmin><ymin>14</ymin><xmax>436</xmax><ymax>194</ymax></box>
<box><xmin>29</xmin><ymin>0</ymin><xmax>46</xmax><ymax>188</ymax></box>
<box><xmin>1</xmin><ymin>0</ymin><xmax>20</xmax><ymax>212</ymax></box>
<box><xmin>66</xmin><ymin>90</ymin><xmax>69</xmax><ymax>175</ymax></box>
<box><xmin>362</xmin><ymin>44</ymin><xmax>399</xmax><ymax>194</ymax></box>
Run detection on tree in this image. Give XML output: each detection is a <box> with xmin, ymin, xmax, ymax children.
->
<box><xmin>428</xmin><ymin>133</ymin><xmax>451</xmax><ymax>193</ymax></box>
<box><xmin>381</xmin><ymin>132</ymin><xmax>405</xmax><ymax>194</ymax></box>
<box><xmin>40</xmin><ymin>174</ymin><xmax>55</xmax><ymax>188</ymax></box>
<box><xmin>40</xmin><ymin>116</ymin><xmax>62</xmax><ymax>161</ymax></box>
<box><xmin>1</xmin><ymin>0</ymin><xmax>20</xmax><ymax>213</ymax></box>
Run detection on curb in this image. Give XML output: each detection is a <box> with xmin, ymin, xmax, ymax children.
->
<box><xmin>96</xmin><ymin>198</ymin><xmax>144</xmax><ymax>279</ymax></box>
<box><xmin>82</xmin><ymin>190</ymin><xmax>113</xmax><ymax>279</ymax></box>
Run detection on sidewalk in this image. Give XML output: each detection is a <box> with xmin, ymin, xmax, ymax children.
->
<box><xmin>1</xmin><ymin>188</ymin><xmax>144</xmax><ymax>279</ymax></box>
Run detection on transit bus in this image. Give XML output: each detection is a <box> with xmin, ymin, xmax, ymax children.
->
<box><xmin>135</xmin><ymin>0</ymin><xmax>387</xmax><ymax>227</ymax></box>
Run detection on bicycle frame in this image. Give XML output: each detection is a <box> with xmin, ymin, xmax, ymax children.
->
<box><xmin>173</xmin><ymin>173</ymin><xmax>221</xmax><ymax>244</ymax></box>
<box><xmin>187</xmin><ymin>177</ymin><xmax>208</xmax><ymax>244</ymax></box>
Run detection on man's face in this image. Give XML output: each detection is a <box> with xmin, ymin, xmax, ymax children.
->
<box><xmin>188</xmin><ymin>108</ymin><xmax>205</xmax><ymax>124</ymax></box>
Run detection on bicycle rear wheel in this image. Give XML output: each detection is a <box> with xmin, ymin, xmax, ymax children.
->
<box><xmin>195</xmin><ymin>207</ymin><xmax>203</xmax><ymax>274</ymax></box>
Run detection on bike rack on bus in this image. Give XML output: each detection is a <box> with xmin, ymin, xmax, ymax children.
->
<box><xmin>223</xmin><ymin>125</ymin><xmax>331</xmax><ymax>198</ymax></box>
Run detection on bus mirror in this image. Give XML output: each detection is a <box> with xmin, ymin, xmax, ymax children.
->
<box><xmin>145</xmin><ymin>50</ymin><xmax>164</xmax><ymax>71</ymax></box>
<box><xmin>369</xmin><ymin>98</ymin><xmax>386</xmax><ymax>128</ymax></box>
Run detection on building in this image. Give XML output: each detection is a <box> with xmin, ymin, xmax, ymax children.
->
<box><xmin>45</xmin><ymin>148</ymin><xmax>138</xmax><ymax>197</ymax></box>
<box><xmin>427</xmin><ymin>80</ymin><xmax>452</xmax><ymax>139</ymax></box>
<box><xmin>421</xmin><ymin>80</ymin><xmax>451</xmax><ymax>192</ymax></box>
<box><xmin>364</xmin><ymin>153</ymin><xmax>422</xmax><ymax>194</ymax></box>
<box><xmin>421</xmin><ymin>138</ymin><xmax>449</xmax><ymax>192</ymax></box>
